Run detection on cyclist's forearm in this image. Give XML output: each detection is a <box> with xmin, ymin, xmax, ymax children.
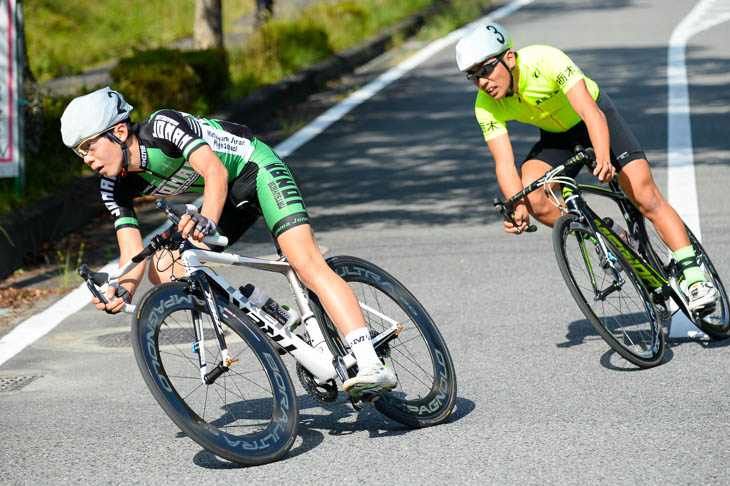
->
<box><xmin>488</xmin><ymin>134</ymin><xmax>524</xmax><ymax>200</ymax></box>
<box><xmin>566</xmin><ymin>81</ymin><xmax>610</xmax><ymax>162</ymax></box>
<box><xmin>189</xmin><ymin>147</ymin><xmax>228</xmax><ymax>223</ymax></box>
<box><xmin>118</xmin><ymin>263</ymin><xmax>145</xmax><ymax>298</ymax></box>
<box><xmin>582</xmin><ymin>107</ymin><xmax>610</xmax><ymax>162</ymax></box>
<box><xmin>116</xmin><ymin>227</ymin><xmax>146</xmax><ymax>299</ymax></box>
<box><xmin>200</xmin><ymin>165</ymin><xmax>227</xmax><ymax>222</ymax></box>
<box><xmin>495</xmin><ymin>160</ymin><xmax>524</xmax><ymax>201</ymax></box>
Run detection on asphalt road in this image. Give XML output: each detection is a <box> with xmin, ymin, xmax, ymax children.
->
<box><xmin>2</xmin><ymin>0</ymin><xmax>730</xmax><ymax>484</ymax></box>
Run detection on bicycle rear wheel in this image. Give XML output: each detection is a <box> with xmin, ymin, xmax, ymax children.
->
<box><xmin>311</xmin><ymin>256</ymin><xmax>457</xmax><ymax>428</ymax></box>
<box><xmin>132</xmin><ymin>282</ymin><xmax>298</xmax><ymax>466</ymax></box>
<box><xmin>553</xmin><ymin>214</ymin><xmax>665</xmax><ymax>368</ymax></box>
<box><xmin>641</xmin><ymin>220</ymin><xmax>730</xmax><ymax>339</ymax></box>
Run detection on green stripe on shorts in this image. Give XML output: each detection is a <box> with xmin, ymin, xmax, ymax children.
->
<box><xmin>114</xmin><ymin>216</ymin><xmax>139</xmax><ymax>230</ymax></box>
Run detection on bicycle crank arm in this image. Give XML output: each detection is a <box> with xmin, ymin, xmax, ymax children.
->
<box><xmin>330</xmin><ymin>324</ymin><xmax>401</xmax><ymax>382</ymax></box>
<box><xmin>372</xmin><ymin>324</ymin><xmax>402</xmax><ymax>352</ymax></box>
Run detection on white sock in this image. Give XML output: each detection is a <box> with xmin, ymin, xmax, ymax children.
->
<box><xmin>345</xmin><ymin>327</ymin><xmax>381</xmax><ymax>369</ymax></box>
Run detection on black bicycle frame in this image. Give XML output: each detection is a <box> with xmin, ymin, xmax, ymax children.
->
<box><xmin>562</xmin><ymin>183</ymin><xmax>670</xmax><ymax>292</ymax></box>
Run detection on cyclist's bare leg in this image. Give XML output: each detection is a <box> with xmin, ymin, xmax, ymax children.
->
<box><xmin>148</xmin><ymin>237</ymin><xmax>214</xmax><ymax>285</ymax></box>
<box><xmin>617</xmin><ymin>158</ymin><xmax>690</xmax><ymax>252</ymax></box>
<box><xmin>521</xmin><ymin>159</ymin><xmax>564</xmax><ymax>227</ymax></box>
<box><xmin>277</xmin><ymin>224</ymin><xmax>397</xmax><ymax>392</ymax></box>
<box><xmin>276</xmin><ymin>224</ymin><xmax>367</xmax><ymax>335</ymax></box>
<box><xmin>148</xmin><ymin>250</ymin><xmax>186</xmax><ymax>285</ymax></box>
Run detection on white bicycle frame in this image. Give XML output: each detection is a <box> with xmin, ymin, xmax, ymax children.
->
<box><xmin>184</xmin><ymin>246</ymin><xmax>349</xmax><ymax>383</ymax></box>
<box><xmin>104</xmin><ymin>242</ymin><xmax>400</xmax><ymax>385</ymax></box>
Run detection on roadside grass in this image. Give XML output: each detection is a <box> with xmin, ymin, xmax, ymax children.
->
<box><xmin>25</xmin><ymin>0</ymin><xmax>253</xmax><ymax>82</ymax></box>
<box><xmin>416</xmin><ymin>0</ymin><xmax>490</xmax><ymax>38</ymax></box>
<box><xmin>227</xmin><ymin>0</ymin><xmax>433</xmax><ymax>99</ymax></box>
<box><xmin>55</xmin><ymin>242</ymin><xmax>85</xmax><ymax>289</ymax></box>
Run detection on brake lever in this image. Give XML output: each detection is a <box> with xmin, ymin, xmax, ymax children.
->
<box><xmin>78</xmin><ymin>264</ymin><xmax>134</xmax><ymax>315</ymax></box>
<box><xmin>493</xmin><ymin>198</ymin><xmax>537</xmax><ymax>235</ymax></box>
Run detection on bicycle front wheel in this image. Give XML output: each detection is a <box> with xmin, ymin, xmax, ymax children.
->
<box><xmin>312</xmin><ymin>256</ymin><xmax>457</xmax><ymax>428</ymax></box>
<box><xmin>132</xmin><ymin>282</ymin><xmax>298</xmax><ymax>466</ymax></box>
<box><xmin>553</xmin><ymin>214</ymin><xmax>665</xmax><ymax>368</ymax></box>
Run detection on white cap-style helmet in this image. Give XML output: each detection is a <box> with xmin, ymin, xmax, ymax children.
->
<box><xmin>60</xmin><ymin>87</ymin><xmax>133</xmax><ymax>148</ymax></box>
<box><xmin>455</xmin><ymin>22</ymin><xmax>514</xmax><ymax>72</ymax></box>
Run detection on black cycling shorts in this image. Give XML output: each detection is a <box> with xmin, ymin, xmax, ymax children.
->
<box><xmin>522</xmin><ymin>91</ymin><xmax>646</xmax><ymax>178</ymax></box>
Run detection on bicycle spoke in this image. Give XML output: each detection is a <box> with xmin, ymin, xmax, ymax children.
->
<box><xmin>554</xmin><ymin>215</ymin><xmax>663</xmax><ymax>366</ymax></box>
<box><xmin>321</xmin><ymin>256</ymin><xmax>456</xmax><ymax>427</ymax></box>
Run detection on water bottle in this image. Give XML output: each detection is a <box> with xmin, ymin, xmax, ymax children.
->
<box><xmin>240</xmin><ymin>283</ymin><xmax>301</xmax><ymax>328</ymax></box>
<box><xmin>602</xmin><ymin>217</ymin><xmax>638</xmax><ymax>251</ymax></box>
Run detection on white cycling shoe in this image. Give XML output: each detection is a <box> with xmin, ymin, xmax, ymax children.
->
<box><xmin>343</xmin><ymin>364</ymin><xmax>397</xmax><ymax>398</ymax></box>
<box><xmin>688</xmin><ymin>281</ymin><xmax>720</xmax><ymax>315</ymax></box>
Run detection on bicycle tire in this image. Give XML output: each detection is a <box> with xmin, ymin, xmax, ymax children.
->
<box><xmin>310</xmin><ymin>256</ymin><xmax>457</xmax><ymax>428</ymax></box>
<box><xmin>131</xmin><ymin>281</ymin><xmax>299</xmax><ymax>466</ymax></box>
<box><xmin>553</xmin><ymin>214</ymin><xmax>665</xmax><ymax>368</ymax></box>
<box><xmin>640</xmin><ymin>220</ymin><xmax>730</xmax><ymax>339</ymax></box>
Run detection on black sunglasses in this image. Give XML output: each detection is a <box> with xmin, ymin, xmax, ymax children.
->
<box><xmin>466</xmin><ymin>51</ymin><xmax>508</xmax><ymax>82</ymax></box>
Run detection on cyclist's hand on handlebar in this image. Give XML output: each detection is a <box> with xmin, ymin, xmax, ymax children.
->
<box><xmin>92</xmin><ymin>284</ymin><xmax>131</xmax><ymax>314</ymax></box>
<box><xmin>179</xmin><ymin>212</ymin><xmax>217</xmax><ymax>242</ymax></box>
<box><xmin>592</xmin><ymin>156</ymin><xmax>615</xmax><ymax>183</ymax></box>
<box><xmin>504</xmin><ymin>204</ymin><xmax>530</xmax><ymax>234</ymax></box>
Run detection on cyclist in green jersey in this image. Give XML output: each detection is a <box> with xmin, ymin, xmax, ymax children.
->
<box><xmin>455</xmin><ymin>23</ymin><xmax>719</xmax><ymax>313</ymax></box>
<box><xmin>60</xmin><ymin>87</ymin><xmax>396</xmax><ymax>394</ymax></box>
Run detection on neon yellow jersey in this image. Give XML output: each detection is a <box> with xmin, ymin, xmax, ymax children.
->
<box><xmin>475</xmin><ymin>45</ymin><xmax>600</xmax><ymax>141</ymax></box>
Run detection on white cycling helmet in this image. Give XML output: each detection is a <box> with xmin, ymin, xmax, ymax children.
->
<box><xmin>455</xmin><ymin>22</ymin><xmax>514</xmax><ymax>72</ymax></box>
<box><xmin>61</xmin><ymin>87</ymin><xmax>133</xmax><ymax>148</ymax></box>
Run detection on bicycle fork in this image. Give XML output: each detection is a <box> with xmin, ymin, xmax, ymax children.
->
<box><xmin>189</xmin><ymin>273</ymin><xmax>238</xmax><ymax>386</ymax></box>
<box><xmin>563</xmin><ymin>197</ymin><xmax>626</xmax><ymax>301</ymax></box>
<box><xmin>577</xmin><ymin>225</ymin><xmax>626</xmax><ymax>300</ymax></box>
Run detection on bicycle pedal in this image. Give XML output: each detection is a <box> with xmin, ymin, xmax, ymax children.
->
<box><xmin>349</xmin><ymin>396</ymin><xmax>365</xmax><ymax>411</ymax></box>
<box><xmin>356</xmin><ymin>389</ymin><xmax>382</xmax><ymax>403</ymax></box>
<box><xmin>347</xmin><ymin>385</ymin><xmax>391</xmax><ymax>404</ymax></box>
<box><xmin>693</xmin><ymin>304</ymin><xmax>716</xmax><ymax>319</ymax></box>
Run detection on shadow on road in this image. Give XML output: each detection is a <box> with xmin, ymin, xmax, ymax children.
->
<box><xmin>187</xmin><ymin>392</ymin><xmax>476</xmax><ymax>469</ymax></box>
<box><xmin>280</xmin><ymin>46</ymin><xmax>729</xmax><ymax>235</ymax></box>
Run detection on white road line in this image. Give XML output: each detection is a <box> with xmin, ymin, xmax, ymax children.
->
<box><xmin>667</xmin><ymin>0</ymin><xmax>730</xmax><ymax>240</ymax></box>
<box><xmin>667</xmin><ymin>0</ymin><xmax>730</xmax><ymax>338</ymax></box>
<box><xmin>0</xmin><ymin>0</ymin><xmax>535</xmax><ymax>367</ymax></box>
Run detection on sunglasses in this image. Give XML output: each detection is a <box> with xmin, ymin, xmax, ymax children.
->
<box><xmin>72</xmin><ymin>129</ymin><xmax>113</xmax><ymax>158</ymax></box>
<box><xmin>465</xmin><ymin>51</ymin><xmax>508</xmax><ymax>82</ymax></box>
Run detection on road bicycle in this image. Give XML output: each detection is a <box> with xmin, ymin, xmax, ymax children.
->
<box><xmin>494</xmin><ymin>147</ymin><xmax>729</xmax><ymax>368</ymax></box>
<box><xmin>78</xmin><ymin>199</ymin><xmax>456</xmax><ymax>466</ymax></box>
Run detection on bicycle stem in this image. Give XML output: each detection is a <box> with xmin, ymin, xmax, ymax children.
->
<box><xmin>493</xmin><ymin>147</ymin><xmax>595</xmax><ymax>234</ymax></box>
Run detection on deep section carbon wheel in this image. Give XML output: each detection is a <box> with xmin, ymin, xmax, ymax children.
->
<box><xmin>312</xmin><ymin>256</ymin><xmax>457</xmax><ymax>427</ymax></box>
<box><xmin>132</xmin><ymin>282</ymin><xmax>298</xmax><ymax>466</ymax></box>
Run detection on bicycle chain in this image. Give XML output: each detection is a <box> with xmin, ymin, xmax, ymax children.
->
<box><xmin>295</xmin><ymin>329</ymin><xmax>391</xmax><ymax>406</ymax></box>
<box><xmin>296</xmin><ymin>362</ymin><xmax>344</xmax><ymax>405</ymax></box>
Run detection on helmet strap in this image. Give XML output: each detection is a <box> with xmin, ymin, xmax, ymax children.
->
<box><xmin>501</xmin><ymin>58</ymin><xmax>516</xmax><ymax>97</ymax></box>
<box><xmin>105</xmin><ymin>131</ymin><xmax>130</xmax><ymax>178</ymax></box>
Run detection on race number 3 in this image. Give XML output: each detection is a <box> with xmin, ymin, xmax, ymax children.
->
<box><xmin>487</xmin><ymin>25</ymin><xmax>505</xmax><ymax>44</ymax></box>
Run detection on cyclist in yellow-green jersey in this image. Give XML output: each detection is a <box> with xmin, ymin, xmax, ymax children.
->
<box><xmin>455</xmin><ymin>22</ymin><xmax>719</xmax><ymax>313</ymax></box>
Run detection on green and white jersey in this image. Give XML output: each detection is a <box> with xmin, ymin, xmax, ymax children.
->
<box><xmin>474</xmin><ymin>45</ymin><xmax>600</xmax><ymax>141</ymax></box>
<box><xmin>100</xmin><ymin>110</ymin><xmax>256</xmax><ymax>231</ymax></box>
